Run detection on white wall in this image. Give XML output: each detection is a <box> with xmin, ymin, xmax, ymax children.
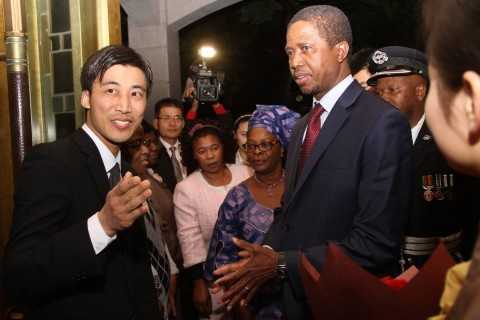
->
<box><xmin>121</xmin><ymin>0</ymin><xmax>242</xmax><ymax>122</ymax></box>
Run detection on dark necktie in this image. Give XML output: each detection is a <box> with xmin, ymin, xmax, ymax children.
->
<box><xmin>145</xmin><ymin>198</ymin><xmax>170</xmax><ymax>316</ymax></box>
<box><xmin>108</xmin><ymin>163</ymin><xmax>121</xmax><ymax>189</ymax></box>
<box><xmin>298</xmin><ymin>103</ymin><xmax>325</xmax><ymax>172</ymax></box>
<box><xmin>170</xmin><ymin>146</ymin><xmax>183</xmax><ymax>182</ymax></box>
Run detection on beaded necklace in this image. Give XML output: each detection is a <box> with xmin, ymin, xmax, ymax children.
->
<box><xmin>253</xmin><ymin>171</ymin><xmax>284</xmax><ymax>197</ymax></box>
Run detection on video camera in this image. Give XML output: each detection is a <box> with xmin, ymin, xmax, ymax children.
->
<box><xmin>190</xmin><ymin>63</ymin><xmax>224</xmax><ymax>102</ymax></box>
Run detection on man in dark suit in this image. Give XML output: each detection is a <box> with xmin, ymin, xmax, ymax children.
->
<box><xmin>213</xmin><ymin>5</ymin><xmax>412</xmax><ymax>319</ymax></box>
<box><xmin>152</xmin><ymin>98</ymin><xmax>186</xmax><ymax>192</ymax></box>
<box><xmin>152</xmin><ymin>98</ymin><xmax>201</xmax><ymax>320</ymax></box>
<box><xmin>368</xmin><ymin>46</ymin><xmax>480</xmax><ymax>267</ymax></box>
<box><xmin>3</xmin><ymin>45</ymin><xmax>170</xmax><ymax>319</ymax></box>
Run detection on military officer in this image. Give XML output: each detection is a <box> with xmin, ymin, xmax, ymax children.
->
<box><xmin>368</xmin><ymin>46</ymin><xmax>480</xmax><ymax>268</ymax></box>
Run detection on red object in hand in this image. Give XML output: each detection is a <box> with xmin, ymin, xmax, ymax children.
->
<box><xmin>212</xmin><ymin>103</ymin><xmax>226</xmax><ymax>115</ymax></box>
<box><xmin>380</xmin><ymin>276</ymin><xmax>408</xmax><ymax>290</ymax></box>
<box><xmin>186</xmin><ymin>110</ymin><xmax>197</xmax><ymax>121</ymax></box>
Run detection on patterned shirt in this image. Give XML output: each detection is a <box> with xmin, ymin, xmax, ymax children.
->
<box><xmin>204</xmin><ymin>182</ymin><xmax>282</xmax><ymax>319</ymax></box>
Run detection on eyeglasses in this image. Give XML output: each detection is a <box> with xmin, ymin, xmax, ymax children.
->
<box><xmin>157</xmin><ymin>115</ymin><xmax>184</xmax><ymax>122</ymax></box>
<box><xmin>244</xmin><ymin>140</ymin><xmax>279</xmax><ymax>153</ymax></box>
<box><xmin>125</xmin><ymin>138</ymin><xmax>155</xmax><ymax>149</ymax></box>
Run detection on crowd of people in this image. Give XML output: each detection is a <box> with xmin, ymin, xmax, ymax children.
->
<box><xmin>3</xmin><ymin>1</ymin><xmax>480</xmax><ymax>320</ymax></box>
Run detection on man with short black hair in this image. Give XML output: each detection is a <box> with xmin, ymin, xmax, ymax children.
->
<box><xmin>4</xmin><ymin>45</ymin><xmax>169</xmax><ymax>320</ymax></box>
<box><xmin>213</xmin><ymin>5</ymin><xmax>412</xmax><ymax>319</ymax></box>
<box><xmin>349</xmin><ymin>47</ymin><xmax>374</xmax><ymax>90</ymax></box>
<box><xmin>153</xmin><ymin>97</ymin><xmax>187</xmax><ymax>192</ymax></box>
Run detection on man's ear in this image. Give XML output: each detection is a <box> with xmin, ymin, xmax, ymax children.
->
<box><xmin>462</xmin><ymin>71</ymin><xmax>480</xmax><ymax>144</ymax></box>
<box><xmin>416</xmin><ymin>82</ymin><xmax>427</xmax><ymax>101</ymax></box>
<box><xmin>335</xmin><ymin>41</ymin><xmax>350</xmax><ymax>63</ymax></box>
<box><xmin>80</xmin><ymin>90</ymin><xmax>91</xmax><ymax>110</ymax></box>
<box><xmin>153</xmin><ymin>117</ymin><xmax>158</xmax><ymax>130</ymax></box>
<box><xmin>180</xmin><ymin>118</ymin><xmax>185</xmax><ymax>131</ymax></box>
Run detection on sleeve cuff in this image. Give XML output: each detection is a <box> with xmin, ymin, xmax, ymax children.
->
<box><xmin>87</xmin><ymin>213</ymin><xmax>117</xmax><ymax>255</ymax></box>
<box><xmin>284</xmin><ymin>250</ymin><xmax>306</xmax><ymax>299</ymax></box>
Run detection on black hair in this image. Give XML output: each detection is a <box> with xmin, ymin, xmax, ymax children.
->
<box><xmin>233</xmin><ymin>114</ymin><xmax>252</xmax><ymax>132</ymax></box>
<box><xmin>288</xmin><ymin>5</ymin><xmax>353</xmax><ymax>50</ymax></box>
<box><xmin>154</xmin><ymin>97</ymin><xmax>184</xmax><ymax>117</ymax></box>
<box><xmin>80</xmin><ymin>45</ymin><xmax>153</xmax><ymax>96</ymax></box>
<box><xmin>182</xmin><ymin>122</ymin><xmax>234</xmax><ymax>174</ymax></box>
<box><xmin>142</xmin><ymin>120</ymin><xmax>158</xmax><ymax>136</ymax></box>
<box><xmin>423</xmin><ymin>0</ymin><xmax>480</xmax><ymax>90</ymax></box>
<box><xmin>349</xmin><ymin>48</ymin><xmax>375</xmax><ymax>75</ymax></box>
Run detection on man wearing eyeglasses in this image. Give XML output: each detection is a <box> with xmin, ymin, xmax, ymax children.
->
<box><xmin>153</xmin><ymin>97</ymin><xmax>199</xmax><ymax>320</ymax></box>
<box><xmin>153</xmin><ymin>98</ymin><xmax>187</xmax><ymax>192</ymax></box>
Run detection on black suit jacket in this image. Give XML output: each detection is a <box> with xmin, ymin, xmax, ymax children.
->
<box><xmin>3</xmin><ymin>129</ymin><xmax>161</xmax><ymax>320</ymax></box>
<box><xmin>154</xmin><ymin>145</ymin><xmax>178</xmax><ymax>193</ymax></box>
<box><xmin>265</xmin><ymin>81</ymin><xmax>413</xmax><ymax>318</ymax></box>
<box><xmin>408</xmin><ymin>123</ymin><xmax>480</xmax><ymax>255</ymax></box>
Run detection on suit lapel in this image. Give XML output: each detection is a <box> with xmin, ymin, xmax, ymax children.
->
<box><xmin>72</xmin><ymin>129</ymin><xmax>110</xmax><ymax>199</ymax></box>
<box><xmin>285</xmin><ymin>81</ymin><xmax>363</xmax><ymax>210</ymax></box>
<box><xmin>284</xmin><ymin>115</ymin><xmax>308</xmax><ymax>205</ymax></box>
<box><xmin>158</xmin><ymin>144</ymin><xmax>169</xmax><ymax>161</ymax></box>
<box><xmin>73</xmin><ymin>129</ymin><xmax>159</xmax><ymax>316</ymax></box>
<box><xmin>413</xmin><ymin>123</ymin><xmax>433</xmax><ymax>173</ymax></box>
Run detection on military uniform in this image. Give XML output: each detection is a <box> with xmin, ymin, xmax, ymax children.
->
<box><xmin>405</xmin><ymin>123</ymin><xmax>480</xmax><ymax>267</ymax></box>
<box><xmin>368</xmin><ymin>46</ymin><xmax>480</xmax><ymax>268</ymax></box>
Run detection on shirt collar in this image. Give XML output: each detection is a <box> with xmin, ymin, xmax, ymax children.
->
<box><xmin>312</xmin><ymin>75</ymin><xmax>354</xmax><ymax>113</ymax></box>
<box><xmin>159</xmin><ymin>136</ymin><xmax>180</xmax><ymax>151</ymax></box>
<box><xmin>82</xmin><ymin>124</ymin><xmax>121</xmax><ymax>173</ymax></box>
<box><xmin>411</xmin><ymin>113</ymin><xmax>426</xmax><ymax>144</ymax></box>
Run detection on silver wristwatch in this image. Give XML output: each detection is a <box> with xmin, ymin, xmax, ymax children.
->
<box><xmin>276</xmin><ymin>251</ymin><xmax>288</xmax><ymax>279</ymax></box>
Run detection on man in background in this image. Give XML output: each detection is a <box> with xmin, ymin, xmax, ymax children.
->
<box><xmin>349</xmin><ymin>47</ymin><xmax>374</xmax><ymax>90</ymax></box>
<box><xmin>153</xmin><ymin>97</ymin><xmax>187</xmax><ymax>192</ymax></box>
<box><xmin>368</xmin><ymin>46</ymin><xmax>480</xmax><ymax>267</ymax></box>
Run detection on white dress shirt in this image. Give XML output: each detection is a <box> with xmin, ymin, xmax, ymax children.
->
<box><xmin>159</xmin><ymin>137</ymin><xmax>187</xmax><ymax>179</ymax></box>
<box><xmin>304</xmin><ymin>75</ymin><xmax>354</xmax><ymax>141</ymax></box>
<box><xmin>82</xmin><ymin>124</ymin><xmax>119</xmax><ymax>254</ymax></box>
<box><xmin>411</xmin><ymin>114</ymin><xmax>426</xmax><ymax>144</ymax></box>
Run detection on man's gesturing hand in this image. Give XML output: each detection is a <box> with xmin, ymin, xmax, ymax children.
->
<box><xmin>98</xmin><ymin>172</ymin><xmax>152</xmax><ymax>236</ymax></box>
<box><xmin>213</xmin><ymin>237</ymin><xmax>279</xmax><ymax>311</ymax></box>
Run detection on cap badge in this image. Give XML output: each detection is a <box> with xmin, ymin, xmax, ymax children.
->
<box><xmin>372</xmin><ymin>50</ymin><xmax>389</xmax><ymax>65</ymax></box>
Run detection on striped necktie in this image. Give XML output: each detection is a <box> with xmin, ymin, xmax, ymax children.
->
<box><xmin>170</xmin><ymin>146</ymin><xmax>183</xmax><ymax>182</ymax></box>
<box><xmin>145</xmin><ymin>198</ymin><xmax>170</xmax><ymax>317</ymax></box>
